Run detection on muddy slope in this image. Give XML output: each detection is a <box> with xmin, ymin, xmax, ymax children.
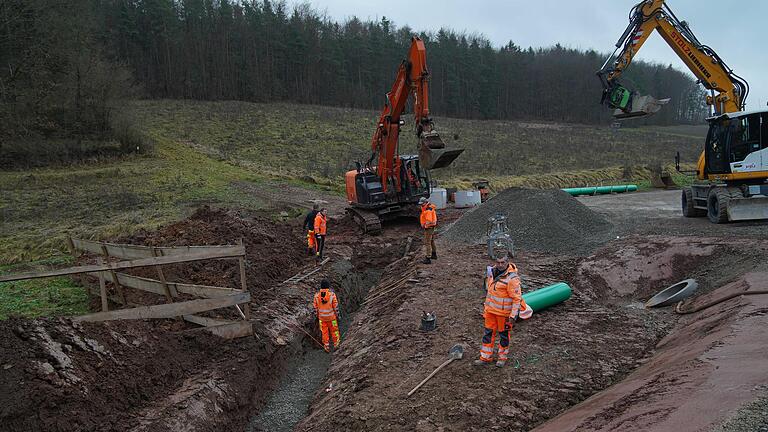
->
<box><xmin>296</xmin><ymin>235</ymin><xmax>766</xmax><ymax>432</ymax></box>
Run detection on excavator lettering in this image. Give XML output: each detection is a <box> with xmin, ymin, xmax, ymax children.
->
<box><xmin>345</xmin><ymin>36</ymin><xmax>464</xmax><ymax>233</ymax></box>
<box><xmin>597</xmin><ymin>0</ymin><xmax>768</xmax><ymax>223</ymax></box>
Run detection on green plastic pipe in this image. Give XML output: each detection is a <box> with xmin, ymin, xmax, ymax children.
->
<box><xmin>522</xmin><ymin>282</ymin><xmax>571</xmax><ymax>312</ymax></box>
<box><xmin>562</xmin><ymin>184</ymin><xmax>638</xmax><ymax>197</ymax></box>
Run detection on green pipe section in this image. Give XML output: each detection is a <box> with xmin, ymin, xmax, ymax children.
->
<box><xmin>562</xmin><ymin>184</ymin><xmax>638</xmax><ymax>197</ymax></box>
<box><xmin>522</xmin><ymin>282</ymin><xmax>571</xmax><ymax>312</ymax></box>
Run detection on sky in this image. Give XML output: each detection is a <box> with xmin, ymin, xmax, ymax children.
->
<box><xmin>304</xmin><ymin>0</ymin><xmax>768</xmax><ymax>112</ymax></box>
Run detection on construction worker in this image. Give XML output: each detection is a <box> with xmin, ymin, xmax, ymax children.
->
<box><xmin>303</xmin><ymin>203</ymin><xmax>319</xmax><ymax>255</ymax></box>
<box><xmin>473</xmin><ymin>254</ymin><xmax>530</xmax><ymax>368</ymax></box>
<box><xmin>313</xmin><ymin>279</ymin><xmax>340</xmax><ymax>352</ymax></box>
<box><xmin>313</xmin><ymin>208</ymin><xmax>328</xmax><ymax>262</ymax></box>
<box><xmin>419</xmin><ymin>197</ymin><xmax>437</xmax><ymax>264</ymax></box>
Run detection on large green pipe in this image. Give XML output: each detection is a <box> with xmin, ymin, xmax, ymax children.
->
<box><xmin>522</xmin><ymin>282</ymin><xmax>571</xmax><ymax>312</ymax></box>
<box><xmin>562</xmin><ymin>184</ymin><xmax>638</xmax><ymax>197</ymax></box>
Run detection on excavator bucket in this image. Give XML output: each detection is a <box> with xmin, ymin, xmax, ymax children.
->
<box><xmin>614</xmin><ymin>95</ymin><xmax>671</xmax><ymax>120</ymax></box>
<box><xmin>727</xmin><ymin>196</ymin><xmax>768</xmax><ymax>222</ymax></box>
<box><xmin>419</xmin><ymin>131</ymin><xmax>464</xmax><ymax>170</ymax></box>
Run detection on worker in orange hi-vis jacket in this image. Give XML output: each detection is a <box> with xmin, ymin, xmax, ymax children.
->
<box><xmin>303</xmin><ymin>203</ymin><xmax>319</xmax><ymax>255</ymax></box>
<box><xmin>313</xmin><ymin>208</ymin><xmax>328</xmax><ymax>262</ymax></box>
<box><xmin>313</xmin><ymin>279</ymin><xmax>340</xmax><ymax>352</ymax></box>
<box><xmin>473</xmin><ymin>254</ymin><xmax>532</xmax><ymax>368</ymax></box>
<box><xmin>418</xmin><ymin>197</ymin><xmax>437</xmax><ymax>264</ymax></box>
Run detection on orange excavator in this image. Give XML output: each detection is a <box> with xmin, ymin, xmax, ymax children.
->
<box><xmin>345</xmin><ymin>36</ymin><xmax>463</xmax><ymax>233</ymax></box>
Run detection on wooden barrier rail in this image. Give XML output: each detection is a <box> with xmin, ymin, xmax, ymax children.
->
<box><xmin>1</xmin><ymin>238</ymin><xmax>253</xmax><ymax>339</ymax></box>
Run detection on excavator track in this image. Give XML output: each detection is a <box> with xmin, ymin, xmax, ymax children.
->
<box><xmin>347</xmin><ymin>208</ymin><xmax>382</xmax><ymax>235</ymax></box>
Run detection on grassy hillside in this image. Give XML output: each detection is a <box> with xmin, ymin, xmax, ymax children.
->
<box><xmin>1</xmin><ymin>99</ymin><xmax>704</xmax><ymax>317</ymax></box>
<box><xmin>130</xmin><ymin>100</ymin><xmax>703</xmax><ymax>180</ymax></box>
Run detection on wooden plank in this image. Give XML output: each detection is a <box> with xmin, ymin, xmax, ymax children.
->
<box><xmin>187</xmin><ymin>321</ymin><xmax>253</xmax><ymax>339</ymax></box>
<box><xmin>88</xmin><ymin>272</ymin><xmax>238</xmax><ymax>299</ymax></box>
<box><xmin>72</xmin><ymin>292</ymin><xmax>250</xmax><ymax>322</ymax></box>
<box><xmin>0</xmin><ymin>247</ymin><xmax>246</xmax><ymax>283</ymax></box>
<box><xmin>183</xmin><ymin>314</ymin><xmax>232</xmax><ymax>327</ymax></box>
<box><xmin>70</xmin><ymin>238</ymin><xmax>245</xmax><ymax>260</ymax></box>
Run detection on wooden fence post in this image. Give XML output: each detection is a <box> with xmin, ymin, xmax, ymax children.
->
<box><xmin>238</xmin><ymin>238</ymin><xmax>250</xmax><ymax>320</ymax></box>
<box><xmin>152</xmin><ymin>248</ymin><xmax>175</xmax><ymax>303</ymax></box>
<box><xmin>101</xmin><ymin>244</ymin><xmax>127</xmax><ymax>305</ymax></box>
<box><xmin>96</xmin><ymin>257</ymin><xmax>108</xmax><ymax>312</ymax></box>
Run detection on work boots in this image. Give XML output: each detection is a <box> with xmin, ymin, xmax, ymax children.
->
<box><xmin>495</xmin><ymin>360</ymin><xmax>506</xmax><ymax>368</ymax></box>
<box><xmin>473</xmin><ymin>359</ymin><xmax>490</xmax><ymax>366</ymax></box>
<box><xmin>422</xmin><ymin>257</ymin><xmax>432</xmax><ymax>264</ymax></box>
<box><xmin>431</xmin><ymin>251</ymin><xmax>437</xmax><ymax>260</ymax></box>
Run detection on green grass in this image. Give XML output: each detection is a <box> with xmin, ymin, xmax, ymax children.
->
<box><xmin>0</xmin><ymin>99</ymin><xmax>709</xmax><ymax>318</ymax></box>
<box><xmin>0</xmin><ymin>129</ymin><xmax>269</xmax><ymax>264</ymax></box>
<box><xmin>0</xmin><ymin>257</ymin><xmax>89</xmax><ymax>319</ymax></box>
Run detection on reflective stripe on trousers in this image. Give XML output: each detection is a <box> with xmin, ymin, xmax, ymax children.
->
<box><xmin>479</xmin><ymin>313</ymin><xmax>511</xmax><ymax>361</ymax></box>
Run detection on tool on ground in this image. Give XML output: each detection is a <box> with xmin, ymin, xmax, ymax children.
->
<box><xmin>282</xmin><ymin>258</ymin><xmax>329</xmax><ymax>284</ymax></box>
<box><xmin>407</xmin><ymin>344</ymin><xmax>464</xmax><ymax>397</ymax></box>
<box><xmin>420</xmin><ymin>311</ymin><xmax>436</xmax><ymax>331</ymax></box>
<box><xmin>487</xmin><ymin>213</ymin><xmax>514</xmax><ymax>259</ymax></box>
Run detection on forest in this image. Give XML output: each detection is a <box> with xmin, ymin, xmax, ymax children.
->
<box><xmin>1</xmin><ymin>0</ymin><xmax>707</xmax><ymax>165</ymax></box>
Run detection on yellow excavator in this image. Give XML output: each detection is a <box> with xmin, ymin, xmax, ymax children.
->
<box><xmin>597</xmin><ymin>0</ymin><xmax>768</xmax><ymax>223</ymax></box>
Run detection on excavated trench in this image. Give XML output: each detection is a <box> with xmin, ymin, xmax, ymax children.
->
<box><xmin>246</xmin><ymin>218</ymin><xmax>416</xmax><ymax>432</ymax></box>
<box><xmin>247</xmin><ymin>261</ymin><xmax>382</xmax><ymax>432</ymax></box>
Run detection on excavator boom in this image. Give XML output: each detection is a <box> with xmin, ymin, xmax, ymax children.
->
<box><xmin>596</xmin><ymin>0</ymin><xmax>768</xmax><ymax>224</ymax></box>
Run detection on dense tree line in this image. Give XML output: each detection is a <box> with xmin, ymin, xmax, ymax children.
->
<box><xmin>104</xmin><ymin>0</ymin><xmax>705</xmax><ymax>125</ymax></box>
<box><xmin>1</xmin><ymin>0</ymin><xmax>706</xmax><ymax>156</ymax></box>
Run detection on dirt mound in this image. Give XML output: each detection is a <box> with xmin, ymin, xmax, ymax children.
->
<box><xmin>122</xmin><ymin>206</ymin><xmax>306</xmax><ymax>289</ymax></box>
<box><xmin>0</xmin><ymin>317</ymin><xmax>275</xmax><ymax>432</ymax></box>
<box><xmin>441</xmin><ymin>188</ymin><xmax>614</xmax><ymax>255</ymax></box>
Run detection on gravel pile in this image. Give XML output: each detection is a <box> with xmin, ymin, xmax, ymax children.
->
<box><xmin>441</xmin><ymin>188</ymin><xmax>615</xmax><ymax>255</ymax></box>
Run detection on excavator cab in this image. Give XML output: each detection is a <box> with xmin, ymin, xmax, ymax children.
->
<box><xmin>418</xmin><ymin>131</ymin><xmax>464</xmax><ymax>170</ymax></box>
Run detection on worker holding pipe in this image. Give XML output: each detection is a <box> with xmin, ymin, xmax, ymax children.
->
<box><xmin>474</xmin><ymin>254</ymin><xmax>531</xmax><ymax>368</ymax></box>
<box><xmin>313</xmin><ymin>279</ymin><xmax>340</xmax><ymax>352</ymax></box>
<box><xmin>419</xmin><ymin>197</ymin><xmax>438</xmax><ymax>264</ymax></box>
<box><xmin>303</xmin><ymin>203</ymin><xmax>319</xmax><ymax>255</ymax></box>
<box><xmin>314</xmin><ymin>208</ymin><xmax>328</xmax><ymax>262</ymax></box>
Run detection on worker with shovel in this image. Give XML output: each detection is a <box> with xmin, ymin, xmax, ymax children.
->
<box><xmin>313</xmin><ymin>279</ymin><xmax>340</xmax><ymax>352</ymax></box>
<box><xmin>474</xmin><ymin>253</ymin><xmax>527</xmax><ymax>368</ymax></box>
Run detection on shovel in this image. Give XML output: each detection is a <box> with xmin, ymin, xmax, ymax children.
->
<box><xmin>406</xmin><ymin>344</ymin><xmax>464</xmax><ymax>397</ymax></box>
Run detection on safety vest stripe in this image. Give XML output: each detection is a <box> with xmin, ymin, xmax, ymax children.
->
<box><xmin>485</xmin><ymin>302</ymin><xmax>513</xmax><ymax>312</ymax></box>
<box><xmin>486</xmin><ymin>294</ymin><xmax>514</xmax><ymax>304</ymax></box>
<box><xmin>480</xmin><ymin>345</ymin><xmax>494</xmax><ymax>353</ymax></box>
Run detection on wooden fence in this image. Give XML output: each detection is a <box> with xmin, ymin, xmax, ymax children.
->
<box><xmin>0</xmin><ymin>238</ymin><xmax>253</xmax><ymax>339</ymax></box>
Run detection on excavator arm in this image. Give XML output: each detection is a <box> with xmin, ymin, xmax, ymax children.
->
<box><xmin>368</xmin><ymin>36</ymin><xmax>462</xmax><ymax>194</ymax></box>
<box><xmin>597</xmin><ymin>0</ymin><xmax>748</xmax><ymax>118</ymax></box>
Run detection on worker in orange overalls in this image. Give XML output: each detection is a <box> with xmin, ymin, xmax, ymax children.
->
<box><xmin>474</xmin><ymin>254</ymin><xmax>531</xmax><ymax>368</ymax></box>
<box><xmin>313</xmin><ymin>279</ymin><xmax>340</xmax><ymax>352</ymax></box>
<box><xmin>303</xmin><ymin>203</ymin><xmax>319</xmax><ymax>255</ymax></box>
<box><xmin>418</xmin><ymin>197</ymin><xmax>437</xmax><ymax>264</ymax></box>
<box><xmin>313</xmin><ymin>208</ymin><xmax>328</xmax><ymax>262</ymax></box>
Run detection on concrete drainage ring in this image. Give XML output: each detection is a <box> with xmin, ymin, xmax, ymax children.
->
<box><xmin>645</xmin><ymin>279</ymin><xmax>698</xmax><ymax>308</ymax></box>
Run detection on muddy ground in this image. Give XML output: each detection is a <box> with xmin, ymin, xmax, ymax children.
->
<box><xmin>296</xmin><ymin>190</ymin><xmax>768</xmax><ymax>432</ymax></box>
<box><xmin>2</xmin><ymin>189</ymin><xmax>768</xmax><ymax>432</ymax></box>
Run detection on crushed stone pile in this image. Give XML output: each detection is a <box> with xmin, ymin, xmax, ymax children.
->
<box><xmin>441</xmin><ymin>188</ymin><xmax>615</xmax><ymax>255</ymax></box>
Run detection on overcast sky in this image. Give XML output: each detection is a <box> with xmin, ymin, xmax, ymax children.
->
<box><xmin>304</xmin><ymin>0</ymin><xmax>767</xmax><ymax>112</ymax></box>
